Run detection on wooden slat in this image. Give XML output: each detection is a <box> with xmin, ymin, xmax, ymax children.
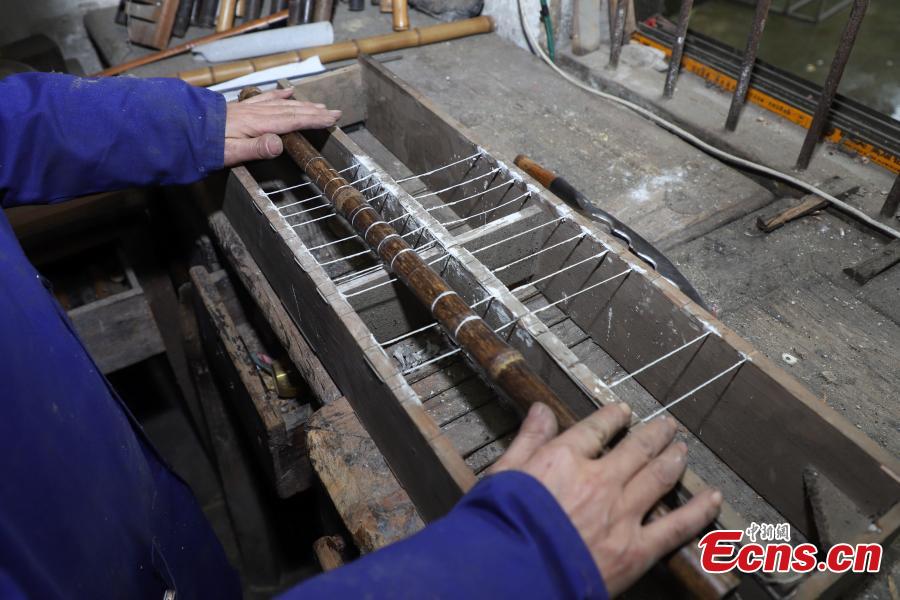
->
<box><xmin>224</xmin><ymin>167</ymin><xmax>476</xmax><ymax>521</ymax></box>
<box><xmin>209</xmin><ymin>211</ymin><xmax>342</xmax><ymax>404</ymax></box>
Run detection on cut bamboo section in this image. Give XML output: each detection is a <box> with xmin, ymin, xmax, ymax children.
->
<box><xmin>177</xmin><ymin>16</ymin><xmax>494</xmax><ymax>86</ymax></box>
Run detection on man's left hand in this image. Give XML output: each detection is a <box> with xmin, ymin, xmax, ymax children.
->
<box><xmin>224</xmin><ymin>88</ymin><xmax>342</xmax><ymax>167</ymax></box>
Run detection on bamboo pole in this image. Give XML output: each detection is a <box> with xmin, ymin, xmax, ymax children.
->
<box><xmin>93</xmin><ymin>9</ymin><xmax>289</xmax><ymax>77</ymax></box>
<box><xmin>179</xmin><ymin>16</ymin><xmax>494</xmax><ymax>86</ymax></box>
<box><xmin>392</xmin><ymin>0</ymin><xmax>409</xmax><ymax>31</ymax></box>
<box><xmin>216</xmin><ymin>0</ymin><xmax>238</xmax><ymax>31</ymax></box>
<box><xmin>238</xmin><ymin>84</ymin><xmax>739</xmax><ymax>599</ymax></box>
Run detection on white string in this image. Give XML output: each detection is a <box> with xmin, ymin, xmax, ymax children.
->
<box><xmin>377</xmin><ymin>249</ymin><xmax>610</xmax><ymax>346</ymax></box>
<box><xmin>400</xmin><ymin>268</ymin><xmax>631</xmax><ymax>375</ymax></box>
<box><xmin>413</xmin><ymin>168</ymin><xmax>502</xmax><ymax>201</ymax></box>
<box><xmin>265</xmin><ymin>164</ymin><xmax>358</xmax><ymax>196</ymax></box>
<box><xmin>640</xmin><ymin>358</ymin><xmax>748</xmax><ymax>423</ymax></box>
<box><xmin>492</xmin><ymin>233</ymin><xmax>585</xmax><ymax>274</ymax></box>
<box><xmin>527</xmin><ymin>268</ymin><xmax>632</xmax><ymax>315</ymax></box>
<box><xmin>469</xmin><ymin>217</ymin><xmax>566</xmax><ymax>256</ymax></box>
<box><xmin>441</xmin><ymin>192</ymin><xmax>531</xmax><ymax>228</ymax></box>
<box><xmin>607</xmin><ymin>332</ymin><xmax>710</xmax><ymax>388</ymax></box>
<box><xmin>394</xmin><ymin>150</ymin><xmax>484</xmax><ymax>183</ymax></box>
<box><xmin>278</xmin><ymin>174</ymin><xmax>376</xmax><ymax>214</ymax></box>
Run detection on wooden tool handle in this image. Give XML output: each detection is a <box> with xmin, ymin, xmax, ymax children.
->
<box><xmin>244</xmin><ymin>88</ymin><xmax>737</xmax><ymax>598</ymax></box>
<box><xmin>513</xmin><ymin>154</ymin><xmax>556</xmax><ymax>188</ymax></box>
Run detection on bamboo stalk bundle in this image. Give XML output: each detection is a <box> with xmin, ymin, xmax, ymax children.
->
<box><xmin>178</xmin><ymin>16</ymin><xmax>494</xmax><ymax>86</ymax></box>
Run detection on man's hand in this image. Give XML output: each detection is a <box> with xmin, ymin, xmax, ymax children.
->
<box><xmin>489</xmin><ymin>402</ymin><xmax>722</xmax><ymax>597</ymax></box>
<box><xmin>224</xmin><ymin>88</ymin><xmax>342</xmax><ymax>167</ymax></box>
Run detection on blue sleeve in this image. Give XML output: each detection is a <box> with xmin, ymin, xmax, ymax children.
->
<box><xmin>0</xmin><ymin>73</ymin><xmax>226</xmax><ymax>208</ymax></box>
<box><xmin>282</xmin><ymin>471</ymin><xmax>607</xmax><ymax>600</ymax></box>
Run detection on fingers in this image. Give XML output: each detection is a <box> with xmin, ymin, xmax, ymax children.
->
<box><xmin>641</xmin><ymin>489</ymin><xmax>722</xmax><ymax>563</ymax></box>
<box><xmin>599</xmin><ymin>415</ymin><xmax>677</xmax><ymax>483</ymax></box>
<box><xmin>621</xmin><ymin>441</ymin><xmax>688</xmax><ymax>517</ymax></box>
<box><xmin>240</xmin><ymin>88</ymin><xmax>295</xmax><ymax>103</ymax></box>
<box><xmin>551</xmin><ymin>403</ymin><xmax>631</xmax><ymax>458</ymax></box>
<box><xmin>488</xmin><ymin>403</ymin><xmax>558</xmax><ymax>474</ymax></box>
<box><xmin>224</xmin><ymin>133</ymin><xmax>283</xmax><ymax>167</ymax></box>
<box><xmin>225</xmin><ymin>101</ymin><xmax>342</xmax><ymax>138</ymax></box>
<box><xmin>263</xmin><ymin>105</ymin><xmax>342</xmax><ymax>134</ymax></box>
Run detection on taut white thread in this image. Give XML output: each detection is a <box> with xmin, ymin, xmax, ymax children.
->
<box><xmin>641</xmin><ymin>359</ymin><xmax>748</xmax><ymax>423</ymax></box>
<box><xmin>607</xmin><ymin>332</ymin><xmax>711</xmax><ymax>388</ymax></box>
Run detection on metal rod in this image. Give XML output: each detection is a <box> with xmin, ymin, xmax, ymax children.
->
<box><xmin>609</xmin><ymin>0</ymin><xmax>628</xmax><ymax>69</ymax></box>
<box><xmin>663</xmin><ymin>0</ymin><xmax>694</xmax><ymax>99</ymax></box>
<box><xmin>724</xmin><ymin>0</ymin><xmax>773</xmax><ymax>131</ymax></box>
<box><xmin>796</xmin><ymin>0</ymin><xmax>869</xmax><ymax>170</ymax></box>
<box><xmin>880</xmin><ymin>175</ymin><xmax>900</xmax><ymax>220</ymax></box>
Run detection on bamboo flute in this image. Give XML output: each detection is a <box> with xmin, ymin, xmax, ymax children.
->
<box><xmin>92</xmin><ymin>9</ymin><xmax>289</xmax><ymax>77</ymax></box>
<box><xmin>178</xmin><ymin>16</ymin><xmax>494</xmax><ymax>86</ymax></box>
<box><xmin>238</xmin><ymin>85</ymin><xmax>737</xmax><ymax>599</ymax></box>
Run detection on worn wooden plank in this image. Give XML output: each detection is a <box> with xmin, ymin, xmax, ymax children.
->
<box><xmin>209</xmin><ymin>211</ymin><xmax>342</xmax><ymax>404</ymax></box>
<box><xmin>307</xmin><ymin>398</ymin><xmax>424</xmax><ymax>552</ymax></box>
<box><xmin>68</xmin><ymin>287</ymin><xmax>166</xmax><ymax>374</ymax></box>
<box><xmin>186</xmin><ymin>275</ymin><xmax>282</xmax><ymax>584</ymax></box>
<box><xmin>190</xmin><ymin>266</ymin><xmax>314</xmax><ymax>498</ymax></box>
<box><xmin>843</xmin><ymin>239</ymin><xmax>900</xmax><ymax>285</ymax></box>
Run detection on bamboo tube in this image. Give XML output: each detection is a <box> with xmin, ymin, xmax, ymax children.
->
<box><xmin>216</xmin><ymin>0</ymin><xmax>238</xmax><ymax>31</ymax></box>
<box><xmin>178</xmin><ymin>16</ymin><xmax>494</xmax><ymax>86</ymax></box>
<box><xmin>311</xmin><ymin>0</ymin><xmax>333</xmax><ymax>21</ymax></box>
<box><xmin>392</xmin><ymin>0</ymin><xmax>409</xmax><ymax>31</ymax></box>
<box><xmin>236</xmin><ymin>0</ymin><xmax>247</xmax><ymax>17</ymax></box>
<box><xmin>239</xmin><ymin>85</ymin><xmax>739</xmax><ymax>600</ymax></box>
<box><xmin>93</xmin><ymin>9</ymin><xmax>289</xmax><ymax>77</ymax></box>
<box><xmin>380</xmin><ymin>0</ymin><xmax>392</xmax><ymax>12</ymax></box>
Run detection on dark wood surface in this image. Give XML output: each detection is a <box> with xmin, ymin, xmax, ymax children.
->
<box><xmin>190</xmin><ymin>264</ymin><xmax>314</xmax><ymax>497</ymax></box>
<box><xmin>307</xmin><ymin>398</ymin><xmax>424</xmax><ymax>552</ymax></box>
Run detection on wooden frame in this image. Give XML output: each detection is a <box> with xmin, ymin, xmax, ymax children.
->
<box><xmin>223</xmin><ymin>58</ymin><xmax>900</xmax><ymax>598</ymax></box>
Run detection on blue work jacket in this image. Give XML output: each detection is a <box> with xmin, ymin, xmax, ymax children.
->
<box><xmin>0</xmin><ymin>73</ymin><xmax>606</xmax><ymax>600</ymax></box>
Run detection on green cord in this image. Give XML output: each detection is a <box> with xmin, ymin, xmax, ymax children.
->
<box><xmin>539</xmin><ymin>0</ymin><xmax>555</xmax><ymax>62</ymax></box>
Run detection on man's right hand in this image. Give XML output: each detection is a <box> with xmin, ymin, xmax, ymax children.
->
<box><xmin>488</xmin><ymin>402</ymin><xmax>722</xmax><ymax>597</ymax></box>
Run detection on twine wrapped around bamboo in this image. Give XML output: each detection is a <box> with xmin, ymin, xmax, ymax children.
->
<box><xmin>178</xmin><ymin>16</ymin><xmax>494</xmax><ymax>86</ymax></box>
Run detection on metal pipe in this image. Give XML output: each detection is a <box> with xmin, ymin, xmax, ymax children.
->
<box><xmin>880</xmin><ymin>175</ymin><xmax>900</xmax><ymax>219</ymax></box>
<box><xmin>662</xmin><ymin>0</ymin><xmax>694</xmax><ymax>99</ymax></box>
<box><xmin>796</xmin><ymin>0</ymin><xmax>869</xmax><ymax>170</ymax></box>
<box><xmin>724</xmin><ymin>0</ymin><xmax>772</xmax><ymax>131</ymax></box>
<box><xmin>608</xmin><ymin>0</ymin><xmax>628</xmax><ymax>69</ymax></box>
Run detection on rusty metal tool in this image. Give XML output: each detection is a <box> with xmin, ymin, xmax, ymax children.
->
<box><xmin>514</xmin><ymin>154</ymin><xmax>706</xmax><ymax>309</ymax></box>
